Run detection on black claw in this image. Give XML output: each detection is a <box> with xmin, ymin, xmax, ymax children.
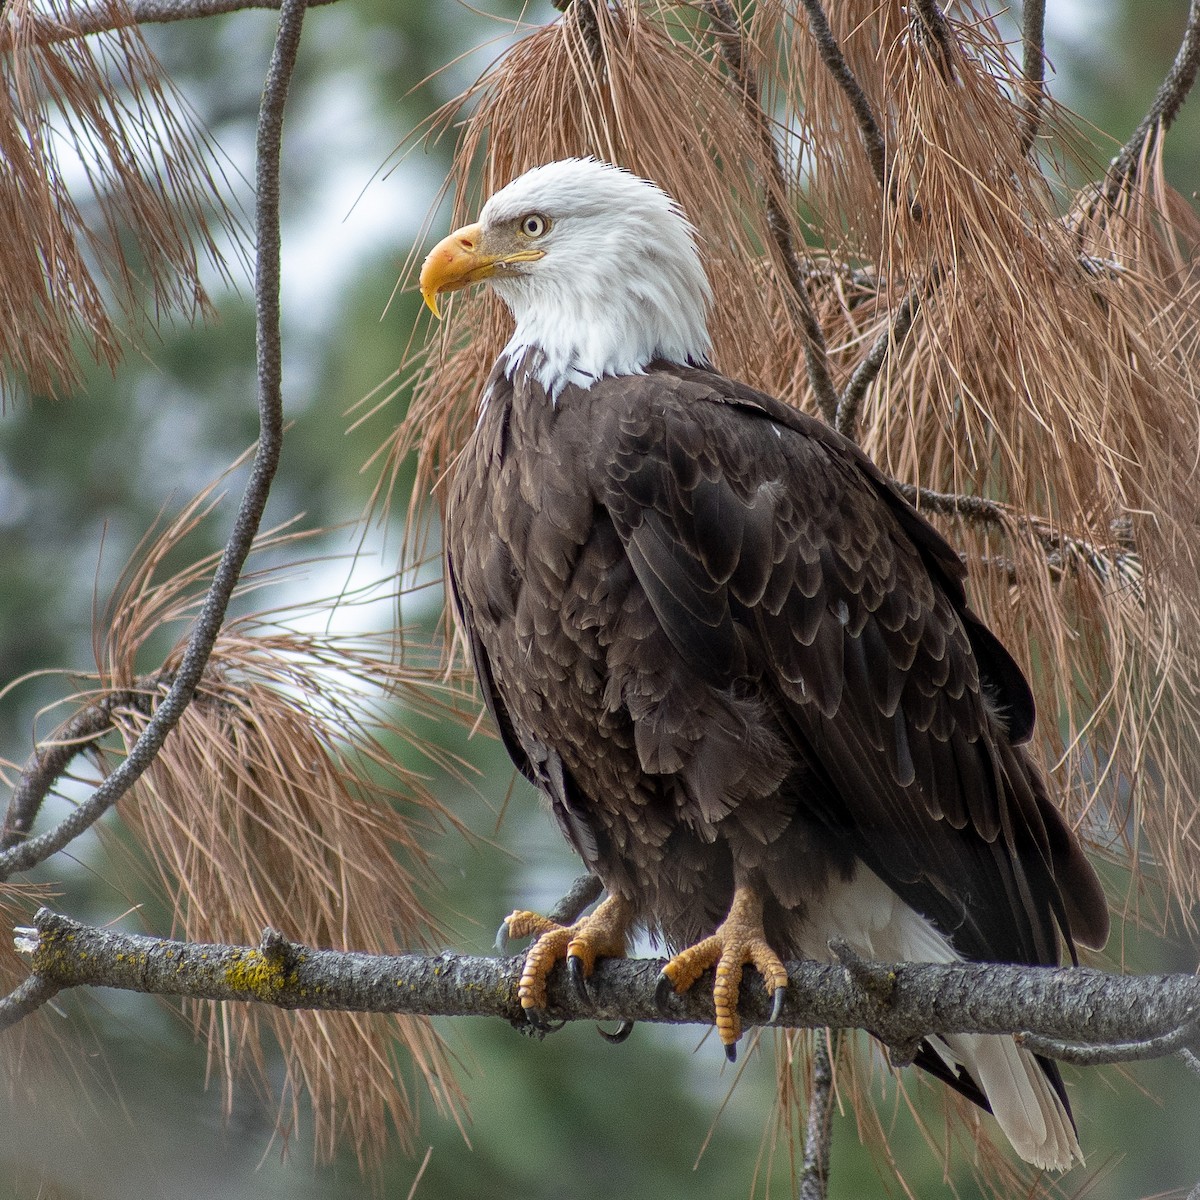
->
<box><xmin>596</xmin><ymin>1020</ymin><xmax>635</xmax><ymax>1044</ymax></box>
<box><xmin>523</xmin><ymin>1006</ymin><xmax>565</xmax><ymax>1034</ymax></box>
<box><xmin>567</xmin><ymin>955</ymin><xmax>592</xmax><ymax>1005</ymax></box>
<box><xmin>769</xmin><ymin>985</ymin><xmax>787</xmax><ymax>1025</ymax></box>
<box><xmin>494</xmin><ymin>919</ymin><xmax>513</xmax><ymax>954</ymax></box>
<box><xmin>724</xmin><ymin>1041</ymin><xmax>738</xmax><ymax>1064</ymax></box>
<box><xmin>655</xmin><ymin>971</ymin><xmax>677</xmax><ymax>1013</ymax></box>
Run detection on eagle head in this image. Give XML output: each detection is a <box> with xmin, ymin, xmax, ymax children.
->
<box><xmin>420</xmin><ymin>158</ymin><xmax>713</xmax><ymax>398</ymax></box>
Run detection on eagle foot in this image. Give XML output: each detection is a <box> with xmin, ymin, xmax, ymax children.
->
<box><xmin>502</xmin><ymin>893</ymin><xmax>634</xmax><ymax>1023</ymax></box>
<box><xmin>656</xmin><ymin>885</ymin><xmax>789</xmax><ymax>1062</ymax></box>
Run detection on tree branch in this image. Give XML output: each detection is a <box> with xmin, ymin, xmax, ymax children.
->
<box><xmin>910</xmin><ymin>0</ymin><xmax>957</xmax><ymax>81</ymax></box>
<box><xmin>703</xmin><ymin>0</ymin><xmax>841</xmax><ymax>426</ymax></box>
<box><xmin>10</xmin><ymin>910</ymin><xmax>1200</xmax><ymax>1066</ymax></box>
<box><xmin>0</xmin><ymin>687</ymin><xmax>156</xmax><ymax>852</ymax></box>
<box><xmin>799</xmin><ymin>1031</ymin><xmax>835</xmax><ymax>1200</ymax></box>
<box><xmin>545</xmin><ymin>873</ymin><xmax>604</xmax><ymax>925</ymax></box>
<box><xmin>1018</xmin><ymin>0</ymin><xmax>1048</xmax><ymax>156</ymax></box>
<box><xmin>1103</xmin><ymin>0</ymin><xmax>1200</xmax><ymax>201</ymax></box>
<box><xmin>795</xmin><ymin>0</ymin><xmax>888</xmax><ymax>195</ymax></box>
<box><xmin>0</xmin><ymin>0</ymin><xmax>306</xmax><ymax>883</ymax></box>
<box><xmin>0</xmin><ymin>968</ymin><xmax>62</xmax><ymax>1030</ymax></box>
<box><xmin>895</xmin><ymin>484</ymin><xmax>1141</xmax><ymax>594</ymax></box>
<box><xmin>834</xmin><ymin>289</ymin><xmax>920</xmax><ymax>441</ymax></box>
<box><xmin>0</xmin><ymin>0</ymin><xmax>337</xmax><ymax>46</ymax></box>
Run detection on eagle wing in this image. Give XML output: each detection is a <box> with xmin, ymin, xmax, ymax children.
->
<box><xmin>590</xmin><ymin>364</ymin><xmax>1106</xmax><ymax>966</ymax></box>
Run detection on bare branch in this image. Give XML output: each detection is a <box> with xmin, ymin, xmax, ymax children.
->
<box><xmin>0</xmin><ymin>0</ymin><xmax>307</xmax><ymax>883</ymax></box>
<box><xmin>894</xmin><ymin>484</ymin><xmax>1141</xmax><ymax>593</ymax></box>
<box><xmin>1</xmin><ymin>0</ymin><xmax>338</xmax><ymax>44</ymax></box>
<box><xmin>799</xmin><ymin>1031</ymin><xmax>835</xmax><ymax>1200</ymax></box>
<box><xmin>0</xmin><ymin>969</ymin><xmax>62</xmax><ymax>1029</ymax></box>
<box><xmin>1020</xmin><ymin>1015</ymin><xmax>1200</xmax><ymax>1066</ymax></box>
<box><xmin>1</xmin><ymin>684</ymin><xmax>162</xmax><ymax>852</ymax></box>
<box><xmin>795</xmin><ymin>0</ymin><xmax>888</xmax><ymax>194</ymax></box>
<box><xmin>1018</xmin><ymin>0</ymin><xmax>1048</xmax><ymax>155</ymax></box>
<box><xmin>1104</xmin><ymin>0</ymin><xmax>1200</xmax><ymax>198</ymax></box>
<box><xmin>834</xmin><ymin>290</ymin><xmax>920</xmax><ymax>441</ymax></box>
<box><xmin>12</xmin><ymin>909</ymin><xmax>1200</xmax><ymax>1063</ymax></box>
<box><xmin>546</xmin><ymin>873</ymin><xmax>604</xmax><ymax>926</ymax></box>
<box><xmin>703</xmin><ymin>0</ymin><xmax>841</xmax><ymax>425</ymax></box>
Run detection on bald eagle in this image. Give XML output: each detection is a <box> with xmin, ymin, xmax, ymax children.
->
<box><xmin>420</xmin><ymin>158</ymin><xmax>1109</xmax><ymax>1171</ymax></box>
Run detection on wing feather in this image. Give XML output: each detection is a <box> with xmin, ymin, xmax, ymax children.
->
<box><xmin>591</xmin><ymin>364</ymin><xmax>1099</xmax><ymax>965</ymax></box>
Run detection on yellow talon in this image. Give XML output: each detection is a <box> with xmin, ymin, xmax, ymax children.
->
<box><xmin>503</xmin><ymin>894</ymin><xmax>635</xmax><ymax>1016</ymax></box>
<box><xmin>658</xmin><ymin>886</ymin><xmax>789</xmax><ymax>1059</ymax></box>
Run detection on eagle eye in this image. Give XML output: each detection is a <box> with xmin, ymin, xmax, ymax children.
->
<box><xmin>519</xmin><ymin>213</ymin><xmax>550</xmax><ymax>238</ymax></box>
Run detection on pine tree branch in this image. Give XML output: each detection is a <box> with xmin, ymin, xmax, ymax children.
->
<box><xmin>9</xmin><ymin>909</ymin><xmax>1200</xmax><ymax>1066</ymax></box>
<box><xmin>0</xmin><ymin>0</ymin><xmax>306</xmax><ymax>883</ymax></box>
<box><xmin>1018</xmin><ymin>0</ymin><xmax>1048</xmax><ymax>155</ymax></box>
<box><xmin>703</xmin><ymin>0</ymin><xmax>841</xmax><ymax>426</ymax></box>
<box><xmin>834</xmin><ymin>289</ymin><xmax>920</xmax><ymax>441</ymax></box>
<box><xmin>795</xmin><ymin>0</ymin><xmax>887</xmax><ymax>195</ymax></box>
<box><xmin>1104</xmin><ymin>0</ymin><xmax>1200</xmax><ymax>202</ymax></box>
<box><xmin>0</xmin><ymin>0</ymin><xmax>338</xmax><ymax>45</ymax></box>
<box><xmin>799</xmin><ymin>1031</ymin><xmax>835</xmax><ymax>1200</ymax></box>
<box><xmin>0</xmin><ymin>687</ymin><xmax>157</xmax><ymax>853</ymax></box>
<box><xmin>895</xmin><ymin>484</ymin><xmax>1142</xmax><ymax>594</ymax></box>
<box><xmin>910</xmin><ymin>0</ymin><xmax>957</xmax><ymax>81</ymax></box>
<box><xmin>546</xmin><ymin>873</ymin><xmax>604</xmax><ymax>925</ymax></box>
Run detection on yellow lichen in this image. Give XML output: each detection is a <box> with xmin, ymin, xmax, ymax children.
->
<box><xmin>222</xmin><ymin>948</ymin><xmax>288</xmax><ymax>1000</ymax></box>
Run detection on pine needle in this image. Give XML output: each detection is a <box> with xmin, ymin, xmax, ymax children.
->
<box><xmin>80</xmin><ymin>473</ymin><xmax>474</xmax><ymax>1169</ymax></box>
<box><xmin>0</xmin><ymin>0</ymin><xmax>233</xmax><ymax>401</ymax></box>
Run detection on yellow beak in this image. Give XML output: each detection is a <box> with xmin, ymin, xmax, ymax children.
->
<box><xmin>419</xmin><ymin>221</ymin><xmax>544</xmax><ymax>318</ymax></box>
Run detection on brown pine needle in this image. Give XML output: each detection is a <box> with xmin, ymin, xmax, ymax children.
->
<box><xmin>47</xmin><ymin>465</ymin><xmax>477</xmax><ymax>1168</ymax></box>
<box><xmin>0</xmin><ymin>0</ymin><xmax>233</xmax><ymax>401</ymax></box>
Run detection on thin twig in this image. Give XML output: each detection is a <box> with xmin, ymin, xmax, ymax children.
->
<box><xmin>895</xmin><ymin>483</ymin><xmax>1142</xmax><ymax>593</ymax></box>
<box><xmin>0</xmin><ymin>0</ymin><xmax>336</xmax><ymax>45</ymax></box>
<box><xmin>1018</xmin><ymin>0</ymin><xmax>1048</xmax><ymax>156</ymax></box>
<box><xmin>834</xmin><ymin>290</ymin><xmax>920</xmax><ymax>441</ymax></box>
<box><xmin>0</xmin><ymin>971</ymin><xmax>62</xmax><ymax>1029</ymax></box>
<box><xmin>799</xmin><ymin>1031</ymin><xmax>835</xmax><ymax>1200</ymax></box>
<box><xmin>703</xmin><ymin>0</ymin><xmax>840</xmax><ymax>425</ymax></box>
<box><xmin>1</xmin><ymin>682</ymin><xmax>164</xmax><ymax>852</ymax></box>
<box><xmin>795</xmin><ymin>0</ymin><xmax>887</xmax><ymax>194</ymax></box>
<box><xmin>1103</xmin><ymin>0</ymin><xmax>1200</xmax><ymax>202</ymax></box>
<box><xmin>1021</xmin><ymin>1010</ymin><xmax>1200</xmax><ymax>1065</ymax></box>
<box><xmin>0</xmin><ymin>0</ymin><xmax>307</xmax><ymax>883</ymax></box>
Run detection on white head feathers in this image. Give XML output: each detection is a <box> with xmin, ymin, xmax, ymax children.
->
<box><xmin>479</xmin><ymin>159</ymin><xmax>713</xmax><ymax>398</ymax></box>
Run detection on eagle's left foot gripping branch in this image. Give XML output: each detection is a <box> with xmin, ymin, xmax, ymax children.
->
<box><xmin>501</xmin><ymin>892</ymin><xmax>635</xmax><ymax>1027</ymax></box>
<box><xmin>656</xmin><ymin>885</ymin><xmax>789</xmax><ymax>1062</ymax></box>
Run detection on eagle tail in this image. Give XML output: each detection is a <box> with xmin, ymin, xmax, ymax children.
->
<box><xmin>936</xmin><ymin>1032</ymin><xmax>1081</xmax><ymax>1170</ymax></box>
<box><xmin>805</xmin><ymin>867</ymin><xmax>1081</xmax><ymax>1170</ymax></box>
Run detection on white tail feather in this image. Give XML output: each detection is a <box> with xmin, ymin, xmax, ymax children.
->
<box><xmin>799</xmin><ymin>866</ymin><xmax>1082</xmax><ymax>1170</ymax></box>
<box><xmin>939</xmin><ymin>1033</ymin><xmax>1081</xmax><ymax>1170</ymax></box>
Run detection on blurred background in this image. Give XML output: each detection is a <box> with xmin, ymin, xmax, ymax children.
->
<box><xmin>1</xmin><ymin>1</ymin><xmax>1198</xmax><ymax>1197</ymax></box>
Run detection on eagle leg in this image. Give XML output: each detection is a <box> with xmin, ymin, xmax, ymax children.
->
<box><xmin>502</xmin><ymin>893</ymin><xmax>635</xmax><ymax>1024</ymax></box>
<box><xmin>656</xmin><ymin>885</ymin><xmax>789</xmax><ymax>1062</ymax></box>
